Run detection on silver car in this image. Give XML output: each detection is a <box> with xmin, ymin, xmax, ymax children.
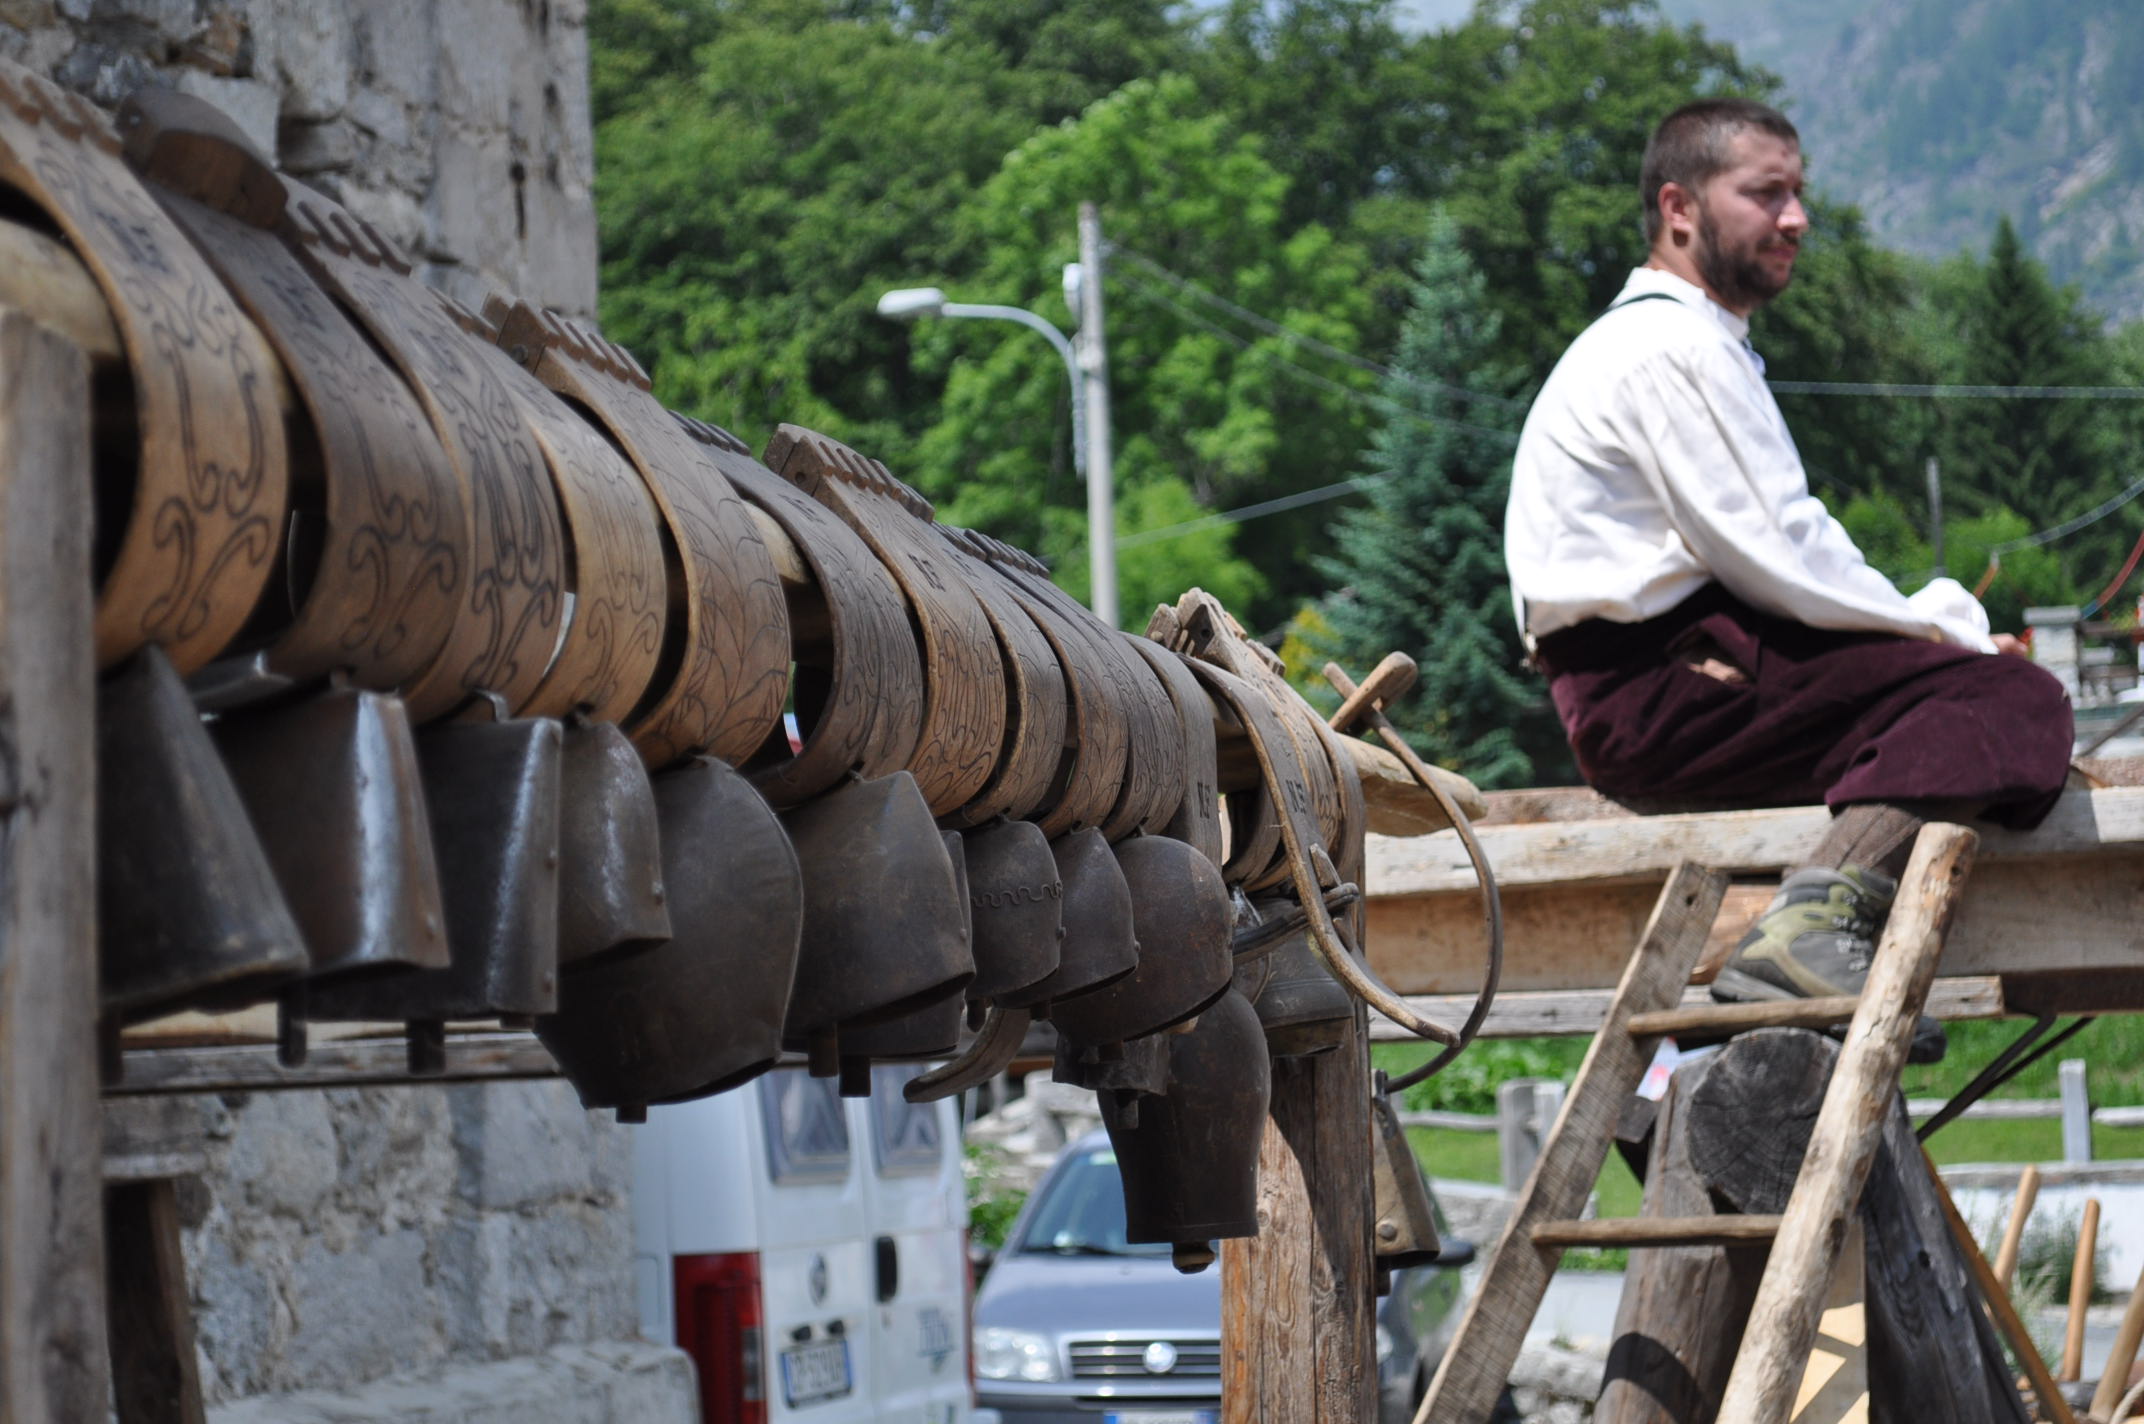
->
<box><xmin>972</xmin><ymin>1129</ymin><xmax>1499</xmax><ymax>1424</ymax></box>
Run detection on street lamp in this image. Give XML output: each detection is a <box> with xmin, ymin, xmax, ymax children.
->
<box><xmin>877</xmin><ymin>278</ymin><xmax>1114</xmax><ymax>625</ymax></box>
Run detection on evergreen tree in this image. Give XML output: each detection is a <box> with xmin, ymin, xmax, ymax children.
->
<box><xmin>1314</xmin><ymin>215</ymin><xmax>1569</xmax><ymax>788</ymax></box>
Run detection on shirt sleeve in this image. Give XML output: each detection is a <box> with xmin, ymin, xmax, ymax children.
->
<box><xmin>1616</xmin><ymin>343</ymin><xmax>1998</xmax><ymax>653</ymax></box>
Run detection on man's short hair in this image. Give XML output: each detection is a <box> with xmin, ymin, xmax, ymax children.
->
<box><xmin>1639</xmin><ymin>98</ymin><xmax>1799</xmax><ymax>244</ymax></box>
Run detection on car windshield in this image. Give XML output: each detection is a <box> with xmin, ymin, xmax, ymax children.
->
<box><xmin>1016</xmin><ymin>1147</ymin><xmax>1171</xmax><ymax>1258</ymax></box>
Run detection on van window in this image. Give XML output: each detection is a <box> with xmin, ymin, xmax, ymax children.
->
<box><xmin>758</xmin><ymin>1068</ymin><xmax>851</xmax><ymax>1184</ymax></box>
<box><xmin>869</xmin><ymin>1065</ymin><xmax>945</xmax><ymax>1177</ymax></box>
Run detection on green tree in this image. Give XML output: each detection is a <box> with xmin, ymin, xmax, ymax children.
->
<box><xmin>1313</xmin><ymin>214</ymin><xmax>1567</xmax><ymax>788</ymax></box>
<box><xmin>908</xmin><ymin>74</ymin><xmax>1380</xmax><ymax>622</ymax></box>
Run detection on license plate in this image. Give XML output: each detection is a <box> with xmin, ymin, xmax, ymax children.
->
<box><xmin>1102</xmin><ymin>1412</ymin><xmax>1216</xmax><ymax>1424</ymax></box>
<box><xmin>779</xmin><ymin>1338</ymin><xmax>852</xmax><ymax>1407</ymax></box>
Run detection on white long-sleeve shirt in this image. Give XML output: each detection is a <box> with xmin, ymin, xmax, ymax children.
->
<box><xmin>1505</xmin><ymin>267</ymin><xmax>1994</xmax><ymax>654</ymax></box>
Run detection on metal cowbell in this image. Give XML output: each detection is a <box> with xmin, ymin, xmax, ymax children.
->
<box><xmin>307</xmin><ymin>712</ymin><xmax>562</xmax><ymax>1026</ymax></box>
<box><xmin>1050</xmin><ymin>835</ymin><xmax>1230</xmax><ymax>1046</ymax></box>
<box><xmin>959</xmin><ymin>817</ymin><xmax>1063</xmax><ymax>1008</ymax></box>
<box><xmin>1099</xmin><ymin>987</ymin><xmax>1270</xmax><ymax>1274</ymax></box>
<box><xmin>1243</xmin><ymin>895</ymin><xmax>1353</xmax><ymax>1058</ymax></box>
<box><xmin>1021</xmin><ymin>828</ymin><xmax>1135</xmax><ymax>1008</ymax></box>
<box><xmin>97</xmin><ymin>646</ymin><xmax>308</xmax><ymax>1021</ymax></box>
<box><xmin>212</xmin><ymin>680</ymin><xmax>450</xmax><ymax>979</ymax></box>
<box><xmin>835</xmin><ymin>831</ymin><xmax>974</xmax><ymax>1078</ymax></box>
<box><xmin>536</xmin><ymin>756</ymin><xmax>803</xmax><ymax>1114</ymax></box>
<box><xmin>1370</xmin><ymin>1083</ymin><xmax>1443</xmax><ymax>1269</ymax></box>
<box><xmin>555</xmin><ymin>717</ymin><xmax>671</xmax><ymax>966</ymax></box>
<box><xmin>779</xmin><ymin>772</ymin><xmax>972</xmax><ymax>1066</ymax></box>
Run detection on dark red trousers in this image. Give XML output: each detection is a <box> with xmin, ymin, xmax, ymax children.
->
<box><xmin>1535</xmin><ymin>584</ymin><xmax>2074</xmax><ymax>829</ymax></box>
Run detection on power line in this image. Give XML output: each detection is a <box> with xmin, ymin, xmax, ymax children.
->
<box><xmin>1107</xmin><ymin>244</ymin><xmax>1528</xmax><ymax>413</ymax></box>
<box><xmin>1113</xmin><ymin>266</ymin><xmax>1523</xmax><ymax>446</ymax></box>
<box><xmin>1771</xmin><ymin>379</ymin><xmax>2144</xmax><ymax>400</ymax></box>
<box><xmin>1115</xmin><ymin>473</ymin><xmax>1390</xmax><ymax>551</ymax></box>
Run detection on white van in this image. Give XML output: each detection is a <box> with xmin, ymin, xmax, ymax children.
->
<box><xmin>632</xmin><ymin>1062</ymin><xmax>973</xmax><ymax>1424</ymax></box>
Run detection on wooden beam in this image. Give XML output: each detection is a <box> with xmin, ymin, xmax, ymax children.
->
<box><xmin>104</xmin><ymin>1180</ymin><xmax>205</xmax><ymax>1424</ymax></box>
<box><xmin>1222</xmin><ymin>1010</ymin><xmax>1377</xmax><ymax>1424</ymax></box>
<box><xmin>1714</xmin><ymin>824</ymin><xmax>1974</xmax><ymax>1424</ymax></box>
<box><xmin>1530</xmin><ymin>1215</ymin><xmax>1782</xmax><ymax>1248</ymax></box>
<box><xmin>1368</xmin><ymin>830</ymin><xmax>2144</xmax><ymax>997</ymax></box>
<box><xmin>1413</xmin><ymin>864</ymin><xmax>1728</xmax><ymax>1424</ymax></box>
<box><xmin>0</xmin><ymin>313</ymin><xmax>110</xmax><ymax>1420</ymax></box>
<box><xmin>109</xmin><ymin>1031</ymin><xmax>562</xmax><ymax>1095</ymax></box>
<box><xmin>1367</xmin><ymin>976</ymin><xmax>2006</xmax><ymax>1042</ymax></box>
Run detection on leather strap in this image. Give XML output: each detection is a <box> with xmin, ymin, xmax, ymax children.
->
<box><xmin>933</xmin><ymin>526</ymin><xmax>1068</xmax><ymax>826</ymax></box>
<box><xmin>766</xmin><ymin>425</ymin><xmax>1007</xmax><ymax>820</ymax></box>
<box><xmin>433</xmin><ymin>294</ymin><xmax>667</xmax><ymax>726</ymax></box>
<box><xmin>0</xmin><ymin>60</ymin><xmax>287</xmax><ymax>673</ymax></box>
<box><xmin>278</xmin><ymin>186</ymin><xmax>563</xmax><ymax>720</ymax></box>
<box><xmin>673</xmin><ymin>413</ymin><xmax>923</xmax><ymax>804</ymax></box>
<box><xmin>953</xmin><ymin>529</ymin><xmax>1125</xmax><ymax>837</ymax></box>
<box><xmin>490</xmin><ymin>301</ymin><xmax>792</xmax><ymax>768</ymax></box>
<box><xmin>131</xmin><ymin>177</ymin><xmax>467</xmax><ymax>691</ymax></box>
<box><xmin>1123</xmin><ymin>634</ymin><xmax>1225</xmax><ymax>871</ymax></box>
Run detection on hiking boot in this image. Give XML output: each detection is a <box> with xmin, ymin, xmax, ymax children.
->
<box><xmin>1711</xmin><ymin>865</ymin><xmax>1946</xmax><ymax>1063</ymax></box>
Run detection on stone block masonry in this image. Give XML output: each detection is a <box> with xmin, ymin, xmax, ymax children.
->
<box><xmin>167</xmin><ymin>1080</ymin><xmax>692</xmax><ymax>1421</ymax></box>
<box><xmin>0</xmin><ymin>0</ymin><xmax>598</xmax><ymax>316</ymax></box>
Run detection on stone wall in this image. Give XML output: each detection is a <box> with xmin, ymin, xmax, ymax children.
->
<box><xmin>145</xmin><ymin>1080</ymin><xmax>692</xmax><ymax>1420</ymax></box>
<box><xmin>0</xmin><ymin>0</ymin><xmax>598</xmax><ymax>315</ymax></box>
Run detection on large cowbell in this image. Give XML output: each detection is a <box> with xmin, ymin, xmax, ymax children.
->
<box><xmin>1241</xmin><ymin>894</ymin><xmax>1353</xmax><ymax>1058</ymax></box>
<box><xmin>1100</xmin><ymin>987</ymin><xmax>1270</xmax><ymax>1274</ymax></box>
<box><xmin>1020</xmin><ymin>828</ymin><xmax>1135</xmax><ymax>1008</ymax></box>
<box><xmin>308</xmin><ymin>711</ymin><xmax>563</xmax><ymax>1034</ymax></box>
<box><xmin>97</xmin><ymin>646</ymin><xmax>309</xmax><ymax>1022</ymax></box>
<box><xmin>779</xmin><ymin>772</ymin><xmax>972</xmax><ymax>1071</ymax></box>
<box><xmin>836</xmin><ymin>832</ymin><xmax>973</xmax><ymax>1080</ymax></box>
<box><xmin>960</xmin><ymin>817</ymin><xmax>1063</xmax><ymax>1008</ymax></box>
<box><xmin>1051</xmin><ymin>835</ymin><xmax>1230</xmax><ymax>1046</ymax></box>
<box><xmin>555</xmin><ymin>717</ymin><xmax>671</xmax><ymax>967</ymax></box>
<box><xmin>212</xmin><ymin>679</ymin><xmax>450</xmax><ymax>981</ymax></box>
<box><xmin>537</xmin><ymin>756</ymin><xmax>803</xmax><ymax>1117</ymax></box>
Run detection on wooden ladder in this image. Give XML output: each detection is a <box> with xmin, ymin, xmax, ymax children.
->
<box><xmin>1410</xmin><ymin>822</ymin><xmax>2031</xmax><ymax>1424</ymax></box>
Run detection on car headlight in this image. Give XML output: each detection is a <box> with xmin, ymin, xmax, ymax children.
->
<box><xmin>975</xmin><ymin>1327</ymin><xmax>1062</xmax><ymax>1382</ymax></box>
<box><xmin>1375</xmin><ymin>1324</ymin><xmax>1394</xmax><ymax>1365</ymax></box>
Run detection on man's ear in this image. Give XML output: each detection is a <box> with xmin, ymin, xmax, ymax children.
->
<box><xmin>1656</xmin><ymin>180</ymin><xmax>1700</xmax><ymax>246</ymax></box>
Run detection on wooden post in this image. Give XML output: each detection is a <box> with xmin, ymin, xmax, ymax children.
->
<box><xmin>1221</xmin><ymin>1008</ymin><xmax>1377</xmax><ymax>1424</ymax></box>
<box><xmin>1992</xmin><ymin>1165</ymin><xmax>2040</xmax><ymax>1293</ymax></box>
<box><xmin>2060</xmin><ymin>1059</ymin><xmax>2092</xmax><ymax>1163</ymax></box>
<box><xmin>0</xmin><ymin>314</ymin><xmax>110</xmax><ymax>1420</ymax></box>
<box><xmin>1714</xmin><ymin>823</ymin><xmax>1977</xmax><ymax>1424</ymax></box>
<box><xmin>2062</xmin><ymin>1198</ymin><xmax>2101</xmax><ymax>1381</ymax></box>
<box><xmin>1594</xmin><ymin>1054</ymin><xmax>1764</xmax><ymax>1424</ymax></box>
<box><xmin>2091</xmin><ymin>1257</ymin><xmax>2144</xmax><ymax>1421</ymax></box>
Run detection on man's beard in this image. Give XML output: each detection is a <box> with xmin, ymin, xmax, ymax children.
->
<box><xmin>1695</xmin><ymin>205</ymin><xmax>1795</xmax><ymax>309</ymax></box>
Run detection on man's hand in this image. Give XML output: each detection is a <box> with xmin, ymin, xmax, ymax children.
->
<box><xmin>1992</xmin><ymin>633</ymin><xmax>2029</xmax><ymax>657</ymax></box>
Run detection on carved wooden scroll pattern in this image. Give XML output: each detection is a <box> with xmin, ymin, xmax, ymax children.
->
<box><xmin>0</xmin><ymin>58</ymin><xmax>285</xmax><ymax>673</ymax></box>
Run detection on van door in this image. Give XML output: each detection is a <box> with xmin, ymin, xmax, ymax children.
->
<box><xmin>860</xmin><ymin>1064</ymin><xmax>968</xmax><ymax>1424</ymax></box>
<box><xmin>755</xmin><ymin>1068</ymin><xmax>876</xmax><ymax>1424</ymax></box>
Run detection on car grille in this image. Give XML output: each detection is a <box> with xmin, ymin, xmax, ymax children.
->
<box><xmin>1066</xmin><ymin>1338</ymin><xmax>1222</xmax><ymax>1380</ymax></box>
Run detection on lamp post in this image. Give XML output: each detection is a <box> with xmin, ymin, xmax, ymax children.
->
<box><xmin>878</xmin><ymin>268</ymin><xmax>1117</xmax><ymax>626</ymax></box>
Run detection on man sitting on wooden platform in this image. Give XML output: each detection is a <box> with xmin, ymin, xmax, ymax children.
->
<box><xmin>1504</xmin><ymin>98</ymin><xmax>2073</xmax><ymax>1055</ymax></box>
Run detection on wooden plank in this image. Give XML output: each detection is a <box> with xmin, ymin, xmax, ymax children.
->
<box><xmin>0</xmin><ymin>313</ymin><xmax>110</xmax><ymax>1422</ymax></box>
<box><xmin>1375</xmin><ymin>787</ymin><xmax>2144</xmax><ymax>894</ymax></box>
<box><xmin>104</xmin><ymin>1180</ymin><xmax>205</xmax><ymax>1424</ymax></box>
<box><xmin>1412</xmin><ymin>863</ymin><xmax>1728</xmax><ymax>1424</ymax></box>
<box><xmin>1366</xmin><ymin>977</ymin><xmax>2006</xmax><ymax>1042</ymax></box>
<box><xmin>109</xmin><ymin>1032</ymin><xmax>562</xmax><ymax>1095</ymax></box>
<box><xmin>1715</xmin><ymin>823</ymin><xmax>1975</xmax><ymax>1424</ymax></box>
<box><xmin>1222</xmin><ymin>1010</ymin><xmax>1377</xmax><ymax>1424</ymax></box>
<box><xmin>1530</xmin><ymin>1215</ymin><xmax>1782</xmax><ymax>1248</ymax></box>
<box><xmin>1628</xmin><ymin>996</ymin><xmax>1865</xmax><ymax>1037</ymax></box>
<box><xmin>1368</xmin><ymin>855</ymin><xmax>2144</xmax><ymax>995</ymax></box>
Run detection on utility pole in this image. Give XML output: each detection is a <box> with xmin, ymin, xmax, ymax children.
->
<box><xmin>1926</xmin><ymin>456</ymin><xmax>1945</xmax><ymax>576</ymax></box>
<box><xmin>1077</xmin><ymin>201</ymin><xmax>1118</xmax><ymax>628</ymax></box>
